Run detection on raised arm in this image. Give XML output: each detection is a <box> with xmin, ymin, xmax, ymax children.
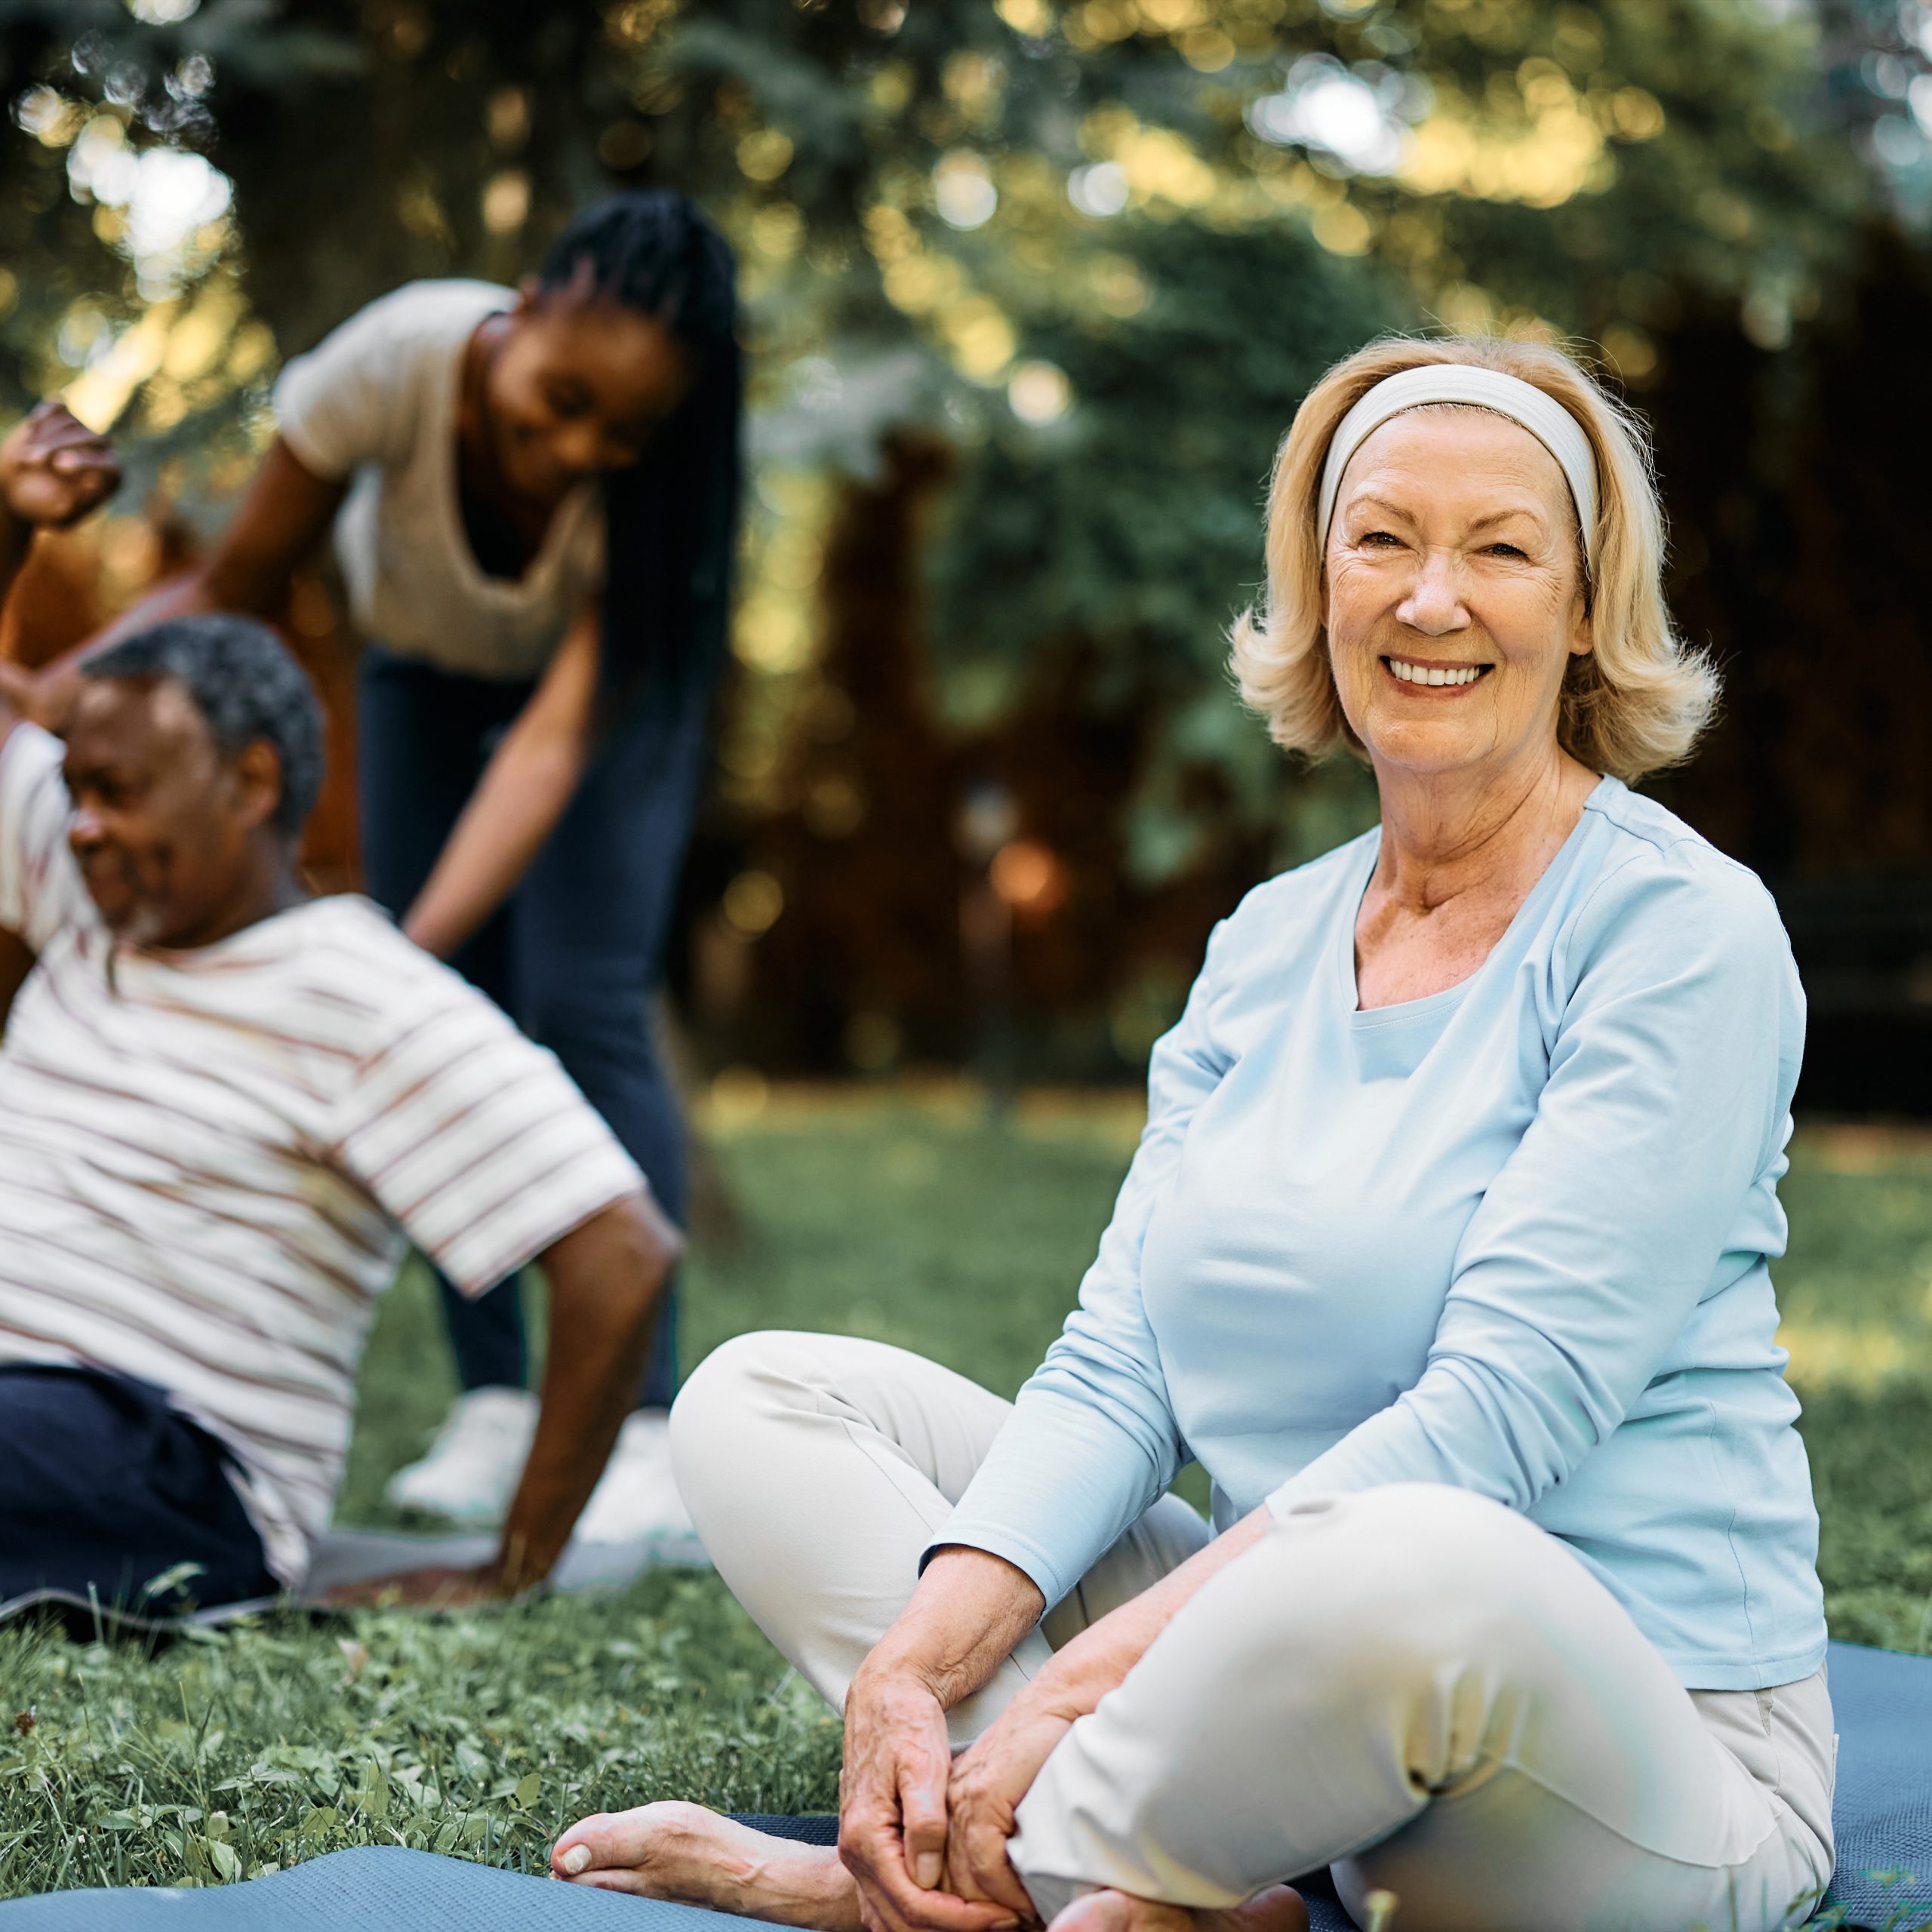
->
<box><xmin>401</xmin><ymin>606</ymin><xmax>600</xmax><ymax>960</ymax></box>
<box><xmin>1</xmin><ymin>437</ymin><xmax>343</xmax><ymax>734</ymax></box>
<box><xmin>11</xmin><ymin>285</ymin><xmax>410</xmax><ymax>730</ymax></box>
<box><xmin>178</xmin><ymin>438</ymin><xmax>347</xmax><ymax>623</ymax></box>
<box><xmin>0</xmin><ymin>687</ymin><xmax>29</xmax><ymax>1023</ymax></box>
<box><xmin>0</xmin><ymin>401</ymin><xmax>120</xmax><ymax>602</ymax></box>
<box><xmin>0</xmin><ymin>403</ymin><xmax>121</xmax><ymax>1023</ymax></box>
<box><xmin>0</xmin><ymin>727</ymin><xmax>30</xmax><ymax>1023</ymax></box>
<box><xmin>0</xmin><ymin>403</ymin><xmax>121</xmax><ymax>719</ymax></box>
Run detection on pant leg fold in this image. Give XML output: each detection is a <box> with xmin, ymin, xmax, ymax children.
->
<box><xmin>1009</xmin><ymin>1485</ymin><xmax>1831</xmax><ymax>1932</ymax></box>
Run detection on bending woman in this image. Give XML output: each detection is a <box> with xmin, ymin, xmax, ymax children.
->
<box><xmin>552</xmin><ymin>336</ymin><xmax>1832</xmax><ymax>1932</ymax></box>
<box><xmin>22</xmin><ymin>192</ymin><xmax>741</xmax><ymax>1539</ymax></box>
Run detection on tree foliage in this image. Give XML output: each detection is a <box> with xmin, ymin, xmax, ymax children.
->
<box><xmin>0</xmin><ymin>0</ymin><xmax>1881</xmax><ymax>518</ymax></box>
<box><xmin>0</xmin><ymin>0</ymin><xmax>1921</xmax><ymax>1069</ymax></box>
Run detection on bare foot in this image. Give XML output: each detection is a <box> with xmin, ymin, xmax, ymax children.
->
<box><xmin>1048</xmin><ymin>1884</ymin><xmax>1308</xmax><ymax>1932</ymax></box>
<box><xmin>551</xmin><ymin>1801</ymin><xmax>865</xmax><ymax>1930</ymax></box>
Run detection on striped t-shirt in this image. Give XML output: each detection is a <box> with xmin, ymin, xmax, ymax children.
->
<box><xmin>0</xmin><ymin>722</ymin><xmax>645</xmax><ymax>1586</ymax></box>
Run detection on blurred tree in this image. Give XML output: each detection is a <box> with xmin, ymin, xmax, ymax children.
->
<box><xmin>0</xmin><ymin>0</ymin><xmax>1918</xmax><ymax>1075</ymax></box>
<box><xmin>0</xmin><ymin>0</ymin><xmax>1883</xmax><ymax>640</ymax></box>
<box><xmin>1641</xmin><ymin>227</ymin><xmax>1932</xmax><ymax>1110</ymax></box>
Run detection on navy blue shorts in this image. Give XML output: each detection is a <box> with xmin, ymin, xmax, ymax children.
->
<box><xmin>0</xmin><ymin>1364</ymin><xmax>277</xmax><ymax>1612</ymax></box>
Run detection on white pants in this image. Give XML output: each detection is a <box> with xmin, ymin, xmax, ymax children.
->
<box><xmin>672</xmin><ymin>1333</ymin><xmax>1836</xmax><ymax>1932</ymax></box>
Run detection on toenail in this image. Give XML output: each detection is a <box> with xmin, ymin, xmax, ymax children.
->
<box><xmin>561</xmin><ymin>1844</ymin><xmax>592</xmax><ymax>1875</ymax></box>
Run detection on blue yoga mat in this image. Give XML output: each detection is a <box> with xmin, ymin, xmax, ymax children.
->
<box><xmin>1822</xmin><ymin>1641</ymin><xmax>1932</xmax><ymax>1927</ymax></box>
<box><xmin>4</xmin><ymin>1646</ymin><xmax>1927</xmax><ymax>1930</ymax></box>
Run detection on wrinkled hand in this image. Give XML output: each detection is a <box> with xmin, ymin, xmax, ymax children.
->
<box><xmin>320</xmin><ymin>1562</ymin><xmax>509</xmax><ymax>1609</ymax></box>
<box><xmin>838</xmin><ymin>1663</ymin><xmax>1019</xmax><ymax>1932</ymax></box>
<box><xmin>942</xmin><ymin>1704</ymin><xmax>1071</xmax><ymax>1924</ymax></box>
<box><xmin>0</xmin><ymin>402</ymin><xmax>120</xmax><ymax>531</ymax></box>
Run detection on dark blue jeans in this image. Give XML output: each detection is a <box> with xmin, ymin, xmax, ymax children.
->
<box><xmin>357</xmin><ymin>646</ymin><xmax>707</xmax><ymax>1411</ymax></box>
<box><xmin>0</xmin><ymin>1365</ymin><xmax>277</xmax><ymax>1610</ymax></box>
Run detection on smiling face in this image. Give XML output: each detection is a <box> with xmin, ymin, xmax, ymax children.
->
<box><xmin>481</xmin><ymin>284</ymin><xmax>691</xmax><ymax>503</ymax></box>
<box><xmin>63</xmin><ymin>678</ymin><xmax>281</xmax><ymax>948</ymax></box>
<box><xmin>1324</xmin><ymin>405</ymin><xmax>1593</xmax><ymax>785</ymax></box>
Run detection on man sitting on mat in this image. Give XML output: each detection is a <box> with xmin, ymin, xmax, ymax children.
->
<box><xmin>0</xmin><ymin>608</ymin><xmax>681</xmax><ymax>1614</ymax></box>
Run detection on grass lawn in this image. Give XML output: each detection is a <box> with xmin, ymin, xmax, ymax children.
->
<box><xmin>3</xmin><ymin>1092</ymin><xmax>1931</xmax><ymax>1900</ymax></box>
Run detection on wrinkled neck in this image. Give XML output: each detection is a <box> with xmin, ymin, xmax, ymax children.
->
<box><xmin>1369</xmin><ymin>740</ymin><xmax>1592</xmax><ymax>916</ymax></box>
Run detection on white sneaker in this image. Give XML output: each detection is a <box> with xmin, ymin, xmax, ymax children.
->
<box><xmin>571</xmin><ymin>1408</ymin><xmax>696</xmax><ymax>1545</ymax></box>
<box><xmin>384</xmin><ymin>1386</ymin><xmax>539</xmax><ymax>1525</ymax></box>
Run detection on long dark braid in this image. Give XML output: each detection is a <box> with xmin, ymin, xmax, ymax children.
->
<box><xmin>538</xmin><ymin>191</ymin><xmax>743</xmax><ymax>732</ymax></box>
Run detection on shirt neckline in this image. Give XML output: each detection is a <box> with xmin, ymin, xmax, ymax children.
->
<box><xmin>434</xmin><ymin>300</ymin><xmax>597</xmax><ymax>613</ymax></box>
<box><xmin>119</xmin><ymin>894</ymin><xmax>357</xmax><ymax>971</ymax></box>
<box><xmin>1338</xmin><ymin>774</ymin><xmax>1617</xmax><ymax>1024</ymax></box>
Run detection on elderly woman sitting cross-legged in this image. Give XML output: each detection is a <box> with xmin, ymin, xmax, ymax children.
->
<box><xmin>552</xmin><ymin>337</ymin><xmax>1832</xmax><ymax>1932</ymax></box>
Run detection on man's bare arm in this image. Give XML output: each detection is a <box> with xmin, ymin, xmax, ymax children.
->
<box><xmin>1</xmin><ymin>438</ymin><xmax>343</xmax><ymax>734</ymax></box>
<box><xmin>495</xmin><ymin>1190</ymin><xmax>684</xmax><ymax>1590</ymax></box>
<box><xmin>321</xmin><ymin>1189</ymin><xmax>684</xmax><ymax>1611</ymax></box>
<box><xmin>0</xmin><ymin>403</ymin><xmax>121</xmax><ymax>730</ymax></box>
<box><xmin>0</xmin><ymin>661</ymin><xmax>35</xmax><ymax>1031</ymax></box>
<box><xmin>0</xmin><ymin>928</ymin><xmax>31</xmax><ymax>1037</ymax></box>
<box><xmin>0</xmin><ymin>403</ymin><xmax>119</xmax><ymax>614</ymax></box>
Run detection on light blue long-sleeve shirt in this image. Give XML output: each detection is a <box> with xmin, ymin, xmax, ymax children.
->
<box><xmin>936</xmin><ymin>777</ymin><xmax>1827</xmax><ymax>1691</ymax></box>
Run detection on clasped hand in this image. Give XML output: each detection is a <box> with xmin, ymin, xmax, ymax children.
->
<box><xmin>0</xmin><ymin>401</ymin><xmax>120</xmax><ymax>533</ymax></box>
<box><xmin>839</xmin><ymin>1663</ymin><xmax>1076</xmax><ymax>1932</ymax></box>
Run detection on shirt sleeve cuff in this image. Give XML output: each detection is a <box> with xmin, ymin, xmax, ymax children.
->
<box><xmin>918</xmin><ymin>1518</ymin><xmax>1070</xmax><ymax>1614</ymax></box>
<box><xmin>437</xmin><ymin>1153</ymin><xmax>648</xmax><ymax>1298</ymax></box>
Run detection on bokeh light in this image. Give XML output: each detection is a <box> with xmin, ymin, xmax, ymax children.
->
<box><xmin>1068</xmin><ymin>162</ymin><xmax>1130</xmax><ymax>217</ymax></box>
<box><xmin>1008</xmin><ymin>361</ymin><xmax>1072</xmax><ymax>425</ymax></box>
<box><xmin>722</xmin><ymin>870</ymin><xmax>786</xmax><ymax>937</ymax></box>
<box><xmin>934</xmin><ymin>154</ymin><xmax>998</xmax><ymax>229</ymax></box>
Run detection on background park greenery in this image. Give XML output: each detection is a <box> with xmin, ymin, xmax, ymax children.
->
<box><xmin>4</xmin><ymin>1098</ymin><xmax>1932</xmax><ymax>1899</ymax></box>
<box><xmin>3</xmin><ymin>0</ymin><xmax>1932</xmax><ymax>1077</ymax></box>
<box><xmin>3</xmin><ymin>5</ymin><xmax>1932</xmax><ymax>1903</ymax></box>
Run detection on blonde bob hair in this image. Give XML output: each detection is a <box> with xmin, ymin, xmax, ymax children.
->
<box><xmin>1229</xmin><ymin>334</ymin><xmax>1718</xmax><ymax>783</ymax></box>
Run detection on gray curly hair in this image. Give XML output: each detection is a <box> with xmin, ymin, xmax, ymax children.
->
<box><xmin>82</xmin><ymin>614</ymin><xmax>325</xmax><ymax>838</ymax></box>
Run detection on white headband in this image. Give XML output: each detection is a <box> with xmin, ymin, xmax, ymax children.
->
<box><xmin>1316</xmin><ymin>365</ymin><xmax>1600</xmax><ymax>571</ymax></box>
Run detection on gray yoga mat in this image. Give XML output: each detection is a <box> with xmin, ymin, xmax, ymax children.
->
<box><xmin>3</xmin><ymin>1649</ymin><xmax>1929</xmax><ymax>1930</ymax></box>
<box><xmin>0</xmin><ymin>1844</ymin><xmax>748</xmax><ymax>1930</ymax></box>
<box><xmin>0</xmin><ymin>1820</ymin><xmax>827</xmax><ymax>1932</ymax></box>
<box><xmin>0</xmin><ymin>1527</ymin><xmax>712</xmax><ymax>1638</ymax></box>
